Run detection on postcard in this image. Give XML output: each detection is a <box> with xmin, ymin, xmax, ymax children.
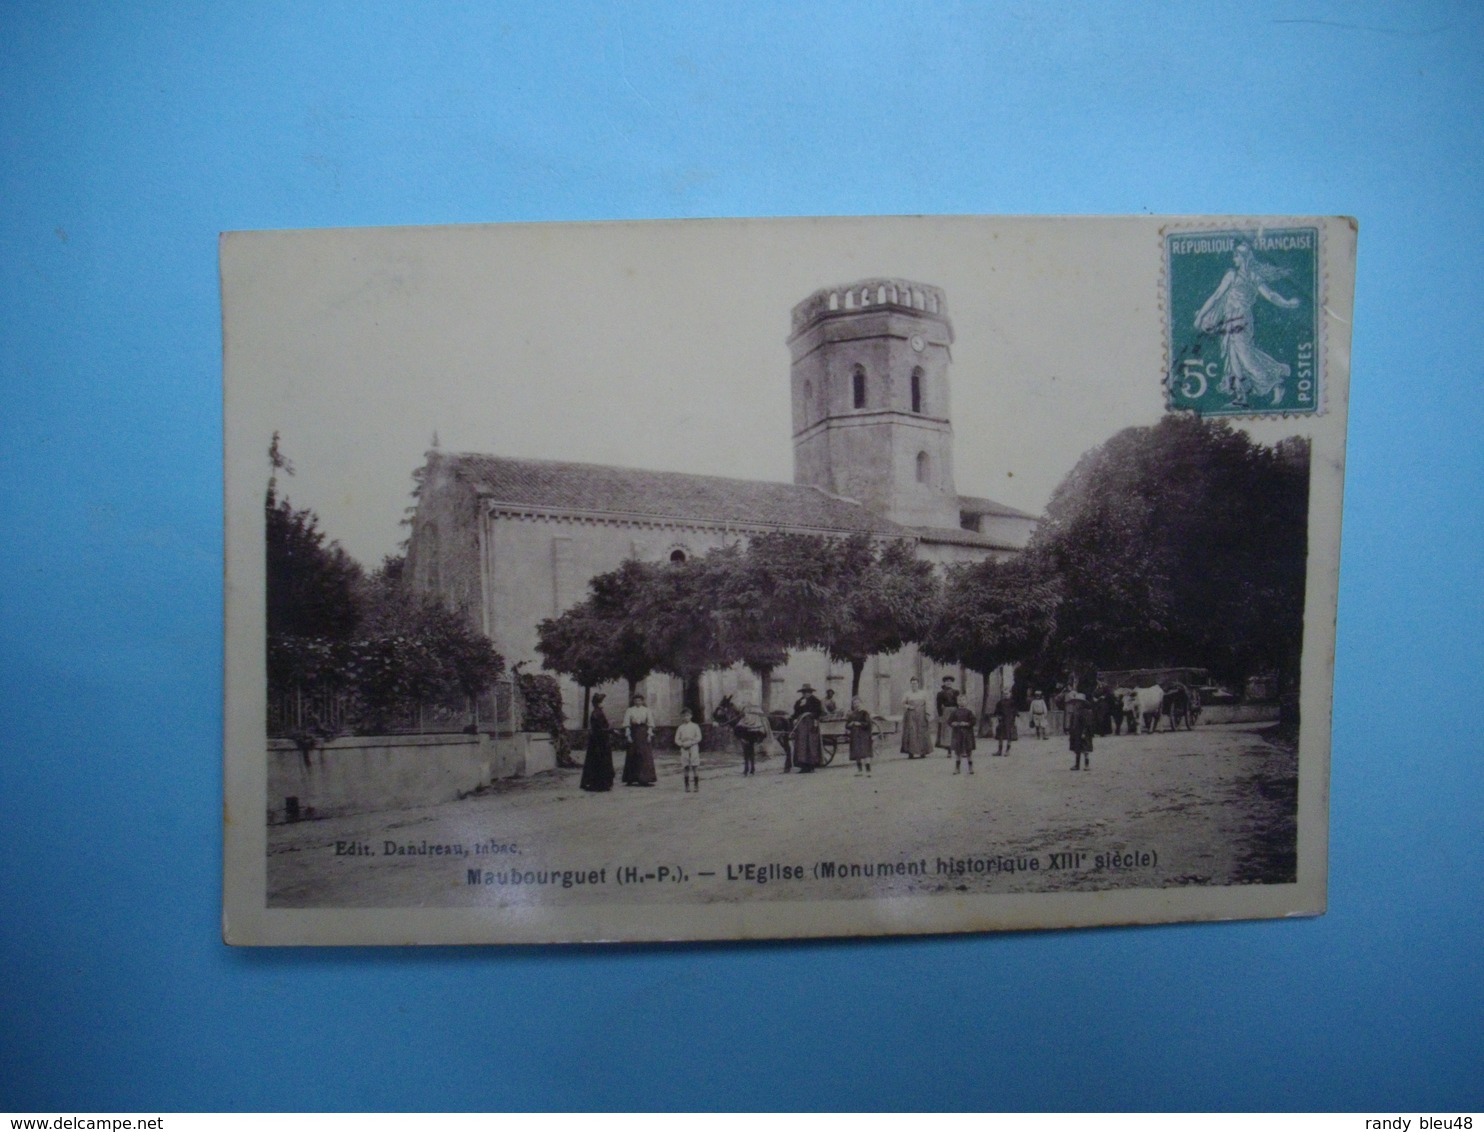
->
<box><xmin>222</xmin><ymin>214</ymin><xmax>1355</xmax><ymax>945</ymax></box>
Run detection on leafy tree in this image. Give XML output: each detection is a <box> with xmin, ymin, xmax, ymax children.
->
<box><xmin>536</xmin><ymin>558</ymin><xmax>664</xmax><ymax>718</ymax></box>
<box><xmin>265</xmin><ymin>457</ymin><xmax>506</xmax><ymax>737</ymax></box>
<box><xmin>634</xmin><ymin>555</ymin><xmax>725</xmax><ymax>720</ymax></box>
<box><xmin>1032</xmin><ymin>415</ymin><xmax>1309</xmax><ymax>700</ymax></box>
<box><xmin>512</xmin><ymin>662</ymin><xmax>576</xmax><ymax>767</ymax></box>
<box><xmin>820</xmin><ymin>536</ymin><xmax>939</xmax><ymax>698</ymax></box>
<box><xmin>356</xmin><ymin>555</ymin><xmax>505</xmax><ymax>731</ymax></box>
<box><xmin>922</xmin><ymin>554</ymin><xmax>1060</xmax><ymax>711</ymax></box>
<box><xmin>536</xmin><ymin>599</ymin><xmax>616</xmax><ymax>727</ymax></box>
<box><xmin>265</xmin><ymin>447</ymin><xmax>362</xmax><ymax>641</ymax></box>
<box><xmin>712</xmin><ymin>533</ymin><xmax>839</xmax><ymax>711</ymax></box>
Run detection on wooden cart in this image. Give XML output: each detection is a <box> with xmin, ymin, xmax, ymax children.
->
<box><xmin>816</xmin><ymin>714</ymin><xmax>898</xmax><ymax>765</ymax></box>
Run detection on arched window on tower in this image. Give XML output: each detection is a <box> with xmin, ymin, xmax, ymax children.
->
<box><xmin>916</xmin><ymin>451</ymin><xmax>930</xmax><ymax>484</ymax></box>
<box><xmin>911</xmin><ymin>366</ymin><xmax>925</xmax><ymax>414</ymax></box>
<box><xmin>852</xmin><ymin>364</ymin><xmax>866</xmax><ymax>409</ymax></box>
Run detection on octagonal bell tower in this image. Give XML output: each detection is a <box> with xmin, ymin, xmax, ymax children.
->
<box><xmin>789</xmin><ymin>278</ymin><xmax>959</xmax><ymax>529</ymax></box>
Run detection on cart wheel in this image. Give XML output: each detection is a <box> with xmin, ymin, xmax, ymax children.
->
<box><xmin>821</xmin><ymin>739</ymin><xmax>837</xmax><ymax>766</ymax></box>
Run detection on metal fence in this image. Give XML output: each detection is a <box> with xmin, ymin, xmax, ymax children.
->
<box><xmin>268</xmin><ymin>676</ymin><xmax>520</xmax><ymax>739</ymax></box>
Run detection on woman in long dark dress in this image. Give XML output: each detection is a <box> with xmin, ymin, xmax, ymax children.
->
<box><xmin>580</xmin><ymin>693</ymin><xmax>615</xmax><ymax>792</ymax></box>
<box><xmin>791</xmin><ymin>684</ymin><xmax>825</xmax><ymax>773</ymax></box>
<box><xmin>621</xmin><ymin>693</ymin><xmax>658</xmax><ymax>786</ymax></box>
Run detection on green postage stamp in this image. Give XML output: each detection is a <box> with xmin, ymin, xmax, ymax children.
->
<box><xmin>1166</xmin><ymin>226</ymin><xmax>1321</xmax><ymax>416</ymax></box>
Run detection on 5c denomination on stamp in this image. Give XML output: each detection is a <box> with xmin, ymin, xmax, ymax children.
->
<box><xmin>1166</xmin><ymin>225</ymin><xmax>1321</xmax><ymax>417</ymax></box>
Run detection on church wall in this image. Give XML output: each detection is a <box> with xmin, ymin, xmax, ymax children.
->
<box><xmin>405</xmin><ymin>457</ymin><xmax>485</xmax><ymax>630</ymax></box>
<box><xmin>483</xmin><ymin>511</ymin><xmax>741</xmax><ymax>706</ymax></box>
<box><xmin>477</xmin><ymin>510</ymin><xmax>992</xmax><ymax>731</ymax></box>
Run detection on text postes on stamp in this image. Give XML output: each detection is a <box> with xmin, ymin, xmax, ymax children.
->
<box><xmin>1166</xmin><ymin>226</ymin><xmax>1320</xmax><ymax>417</ymax></box>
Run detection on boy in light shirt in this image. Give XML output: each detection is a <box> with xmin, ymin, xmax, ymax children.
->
<box><xmin>675</xmin><ymin>709</ymin><xmax>703</xmax><ymax>793</ymax></box>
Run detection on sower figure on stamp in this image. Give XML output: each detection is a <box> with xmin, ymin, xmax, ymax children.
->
<box><xmin>949</xmin><ymin>701</ymin><xmax>977</xmax><ymax>774</ymax></box>
<box><xmin>935</xmin><ymin>676</ymin><xmax>960</xmax><ymax>754</ymax></box>
<box><xmin>1067</xmin><ymin>691</ymin><xmax>1095</xmax><ymax>771</ymax></box>
<box><xmin>846</xmin><ymin>697</ymin><xmax>874</xmax><ymax>776</ymax></box>
<box><xmin>790</xmin><ymin>683</ymin><xmax>825</xmax><ymax>773</ymax></box>
<box><xmin>1194</xmin><ymin>242</ymin><xmax>1302</xmax><ymax>408</ymax></box>
<box><xmin>675</xmin><ymin>708</ymin><xmax>703</xmax><ymax>793</ymax></box>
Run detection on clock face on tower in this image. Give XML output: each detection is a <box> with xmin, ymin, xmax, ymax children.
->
<box><xmin>910</xmin><ymin>334</ymin><xmax>925</xmax><ymax>352</ymax></box>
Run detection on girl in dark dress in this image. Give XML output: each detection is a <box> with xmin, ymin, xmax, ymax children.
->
<box><xmin>949</xmin><ymin>703</ymin><xmax>977</xmax><ymax>774</ymax></box>
<box><xmin>846</xmin><ymin>697</ymin><xmax>874</xmax><ymax>776</ymax></box>
<box><xmin>580</xmin><ymin>694</ymin><xmax>615</xmax><ymax>792</ymax></box>
<box><xmin>1067</xmin><ymin>693</ymin><xmax>1094</xmax><ymax>771</ymax></box>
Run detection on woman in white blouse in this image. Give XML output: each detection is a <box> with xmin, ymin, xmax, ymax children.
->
<box><xmin>621</xmin><ymin>694</ymin><xmax>658</xmax><ymax>786</ymax></box>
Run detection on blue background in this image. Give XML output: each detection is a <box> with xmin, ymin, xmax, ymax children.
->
<box><xmin>2</xmin><ymin>1</ymin><xmax>1480</xmax><ymax>1112</ymax></box>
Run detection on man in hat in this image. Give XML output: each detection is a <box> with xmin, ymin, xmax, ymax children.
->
<box><xmin>935</xmin><ymin>676</ymin><xmax>960</xmax><ymax>753</ymax></box>
<box><xmin>791</xmin><ymin>683</ymin><xmax>825</xmax><ymax>773</ymax></box>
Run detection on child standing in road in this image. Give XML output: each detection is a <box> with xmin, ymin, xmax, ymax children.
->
<box><xmin>949</xmin><ymin>702</ymin><xmax>977</xmax><ymax>774</ymax></box>
<box><xmin>846</xmin><ymin>697</ymin><xmax>874</xmax><ymax>776</ymax></box>
<box><xmin>1029</xmin><ymin>691</ymin><xmax>1048</xmax><ymax>740</ymax></box>
<box><xmin>993</xmin><ymin>694</ymin><xmax>1019</xmax><ymax>757</ymax></box>
<box><xmin>675</xmin><ymin>709</ymin><xmax>703</xmax><ymax>793</ymax></box>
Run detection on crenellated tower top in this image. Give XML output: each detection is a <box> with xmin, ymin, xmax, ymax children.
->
<box><xmin>790</xmin><ymin>278</ymin><xmax>951</xmax><ymax>339</ymax></box>
<box><xmin>788</xmin><ymin>278</ymin><xmax>960</xmax><ymax>530</ymax></box>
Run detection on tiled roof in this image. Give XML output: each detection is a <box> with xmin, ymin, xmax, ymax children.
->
<box><xmin>957</xmin><ymin>494</ymin><xmax>1040</xmax><ymax>521</ymax></box>
<box><xmin>442</xmin><ymin>453</ymin><xmax>912</xmax><ymax>535</ymax></box>
<box><xmin>914</xmin><ymin>523</ymin><xmax>1032</xmax><ymax>551</ymax></box>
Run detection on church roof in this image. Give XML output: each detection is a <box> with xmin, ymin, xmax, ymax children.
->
<box><xmin>441</xmin><ymin>453</ymin><xmax>912</xmax><ymax>536</ymax></box>
<box><xmin>957</xmin><ymin>494</ymin><xmax>1040</xmax><ymax>521</ymax></box>
<box><xmin>913</xmin><ymin>523</ymin><xmax>1032</xmax><ymax>552</ymax></box>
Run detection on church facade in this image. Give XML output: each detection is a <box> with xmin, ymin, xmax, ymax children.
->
<box><xmin>406</xmin><ymin>278</ymin><xmax>1036</xmax><ymax>725</ymax></box>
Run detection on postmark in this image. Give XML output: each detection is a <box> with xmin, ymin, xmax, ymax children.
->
<box><xmin>1165</xmin><ymin>225</ymin><xmax>1321</xmax><ymax>417</ymax></box>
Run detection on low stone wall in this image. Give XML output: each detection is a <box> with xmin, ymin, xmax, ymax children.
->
<box><xmin>269</xmin><ymin>732</ymin><xmax>556</xmax><ymax>824</ymax></box>
<box><xmin>1199</xmin><ymin>703</ymin><xmax>1279</xmax><ymax>725</ymax></box>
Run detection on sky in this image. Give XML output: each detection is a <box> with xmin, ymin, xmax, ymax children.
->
<box><xmin>223</xmin><ymin>215</ymin><xmax>1331</xmax><ymax>568</ymax></box>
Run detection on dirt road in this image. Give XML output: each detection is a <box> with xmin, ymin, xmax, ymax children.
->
<box><xmin>267</xmin><ymin>721</ymin><xmax>1298</xmax><ymax>908</ymax></box>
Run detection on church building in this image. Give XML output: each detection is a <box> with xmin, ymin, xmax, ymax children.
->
<box><xmin>406</xmin><ymin>278</ymin><xmax>1036</xmax><ymax>724</ymax></box>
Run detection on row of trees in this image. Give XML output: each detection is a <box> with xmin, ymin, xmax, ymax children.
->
<box><xmin>538</xmin><ymin>416</ymin><xmax>1310</xmax><ymax>722</ymax></box>
<box><xmin>536</xmin><ymin>533</ymin><xmax>939</xmax><ymax>723</ymax></box>
<box><xmin>267</xmin><ymin>436</ymin><xmax>505</xmax><ymax>736</ymax></box>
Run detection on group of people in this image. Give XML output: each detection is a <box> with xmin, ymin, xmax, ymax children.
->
<box><xmin>579</xmin><ymin>671</ymin><xmax>1103</xmax><ymax>792</ymax></box>
<box><xmin>900</xmin><ymin>675</ymin><xmax>1021</xmax><ymax>775</ymax></box>
<box><xmin>578</xmin><ymin>691</ymin><xmax>699</xmax><ymax>793</ymax></box>
<box><xmin>723</xmin><ymin>682</ymin><xmax>877</xmax><ymax>776</ymax></box>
